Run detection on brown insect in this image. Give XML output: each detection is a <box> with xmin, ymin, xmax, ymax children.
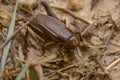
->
<box><xmin>29</xmin><ymin>1</ymin><xmax>79</xmax><ymax>47</ymax></box>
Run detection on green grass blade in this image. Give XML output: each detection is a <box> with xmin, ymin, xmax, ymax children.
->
<box><xmin>15</xmin><ymin>57</ymin><xmax>23</xmax><ymax>68</ymax></box>
<box><xmin>0</xmin><ymin>0</ymin><xmax>18</xmax><ymax>75</ymax></box>
<box><xmin>15</xmin><ymin>60</ymin><xmax>32</xmax><ymax>80</ymax></box>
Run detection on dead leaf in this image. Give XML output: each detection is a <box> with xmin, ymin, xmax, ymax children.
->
<box><xmin>91</xmin><ymin>36</ymin><xmax>102</xmax><ymax>45</ymax></box>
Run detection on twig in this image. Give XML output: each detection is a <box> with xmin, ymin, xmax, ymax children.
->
<box><xmin>0</xmin><ymin>47</ymin><xmax>55</xmax><ymax>79</ymax></box>
<box><xmin>106</xmin><ymin>57</ymin><xmax>120</xmax><ymax>70</ymax></box>
<box><xmin>0</xmin><ymin>12</ymin><xmax>38</xmax><ymax>51</ymax></box>
<box><xmin>56</xmin><ymin>71</ymin><xmax>72</xmax><ymax>80</ymax></box>
<box><xmin>0</xmin><ymin>8</ymin><xmax>12</xmax><ymax>17</ymax></box>
<box><xmin>81</xmin><ymin>22</ymin><xmax>95</xmax><ymax>36</ymax></box>
<box><xmin>101</xmin><ymin>27</ymin><xmax>114</xmax><ymax>53</ymax></box>
<box><xmin>106</xmin><ymin>49</ymin><xmax>120</xmax><ymax>55</ymax></box>
<box><xmin>47</xmin><ymin>62</ymin><xmax>81</xmax><ymax>77</ymax></box>
<box><xmin>50</xmin><ymin>6</ymin><xmax>92</xmax><ymax>25</ymax></box>
<box><xmin>58</xmin><ymin>62</ymin><xmax>80</xmax><ymax>72</ymax></box>
<box><xmin>92</xmin><ymin>56</ymin><xmax>113</xmax><ymax>80</ymax></box>
<box><xmin>75</xmin><ymin>46</ymin><xmax>84</xmax><ymax>61</ymax></box>
<box><xmin>101</xmin><ymin>15</ymin><xmax>116</xmax><ymax>53</ymax></box>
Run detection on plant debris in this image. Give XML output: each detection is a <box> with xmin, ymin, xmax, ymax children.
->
<box><xmin>0</xmin><ymin>0</ymin><xmax>120</xmax><ymax>80</ymax></box>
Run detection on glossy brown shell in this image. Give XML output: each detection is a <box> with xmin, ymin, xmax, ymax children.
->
<box><xmin>29</xmin><ymin>14</ymin><xmax>78</xmax><ymax>46</ymax></box>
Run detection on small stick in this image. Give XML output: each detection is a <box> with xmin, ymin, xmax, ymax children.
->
<box><xmin>106</xmin><ymin>49</ymin><xmax>120</xmax><ymax>55</ymax></box>
<box><xmin>57</xmin><ymin>62</ymin><xmax>80</xmax><ymax>72</ymax></box>
<box><xmin>101</xmin><ymin>14</ymin><xmax>116</xmax><ymax>53</ymax></box>
<box><xmin>0</xmin><ymin>12</ymin><xmax>39</xmax><ymax>51</ymax></box>
<box><xmin>101</xmin><ymin>27</ymin><xmax>114</xmax><ymax>53</ymax></box>
<box><xmin>47</xmin><ymin>62</ymin><xmax>81</xmax><ymax>77</ymax></box>
<box><xmin>76</xmin><ymin>46</ymin><xmax>84</xmax><ymax>61</ymax></box>
<box><xmin>92</xmin><ymin>56</ymin><xmax>113</xmax><ymax>80</ymax></box>
<box><xmin>106</xmin><ymin>57</ymin><xmax>120</xmax><ymax>70</ymax></box>
<box><xmin>56</xmin><ymin>71</ymin><xmax>72</xmax><ymax>80</ymax></box>
<box><xmin>81</xmin><ymin>22</ymin><xmax>95</xmax><ymax>36</ymax></box>
<box><xmin>51</xmin><ymin>6</ymin><xmax>92</xmax><ymax>25</ymax></box>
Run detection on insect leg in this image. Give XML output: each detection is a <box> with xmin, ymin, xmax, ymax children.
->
<box><xmin>40</xmin><ymin>1</ymin><xmax>58</xmax><ymax>19</ymax></box>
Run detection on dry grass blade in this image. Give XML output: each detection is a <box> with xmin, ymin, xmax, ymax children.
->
<box><xmin>0</xmin><ymin>0</ymin><xmax>18</xmax><ymax>75</ymax></box>
<box><xmin>106</xmin><ymin>58</ymin><xmax>120</xmax><ymax>70</ymax></box>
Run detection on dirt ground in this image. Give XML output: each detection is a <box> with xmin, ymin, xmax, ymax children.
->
<box><xmin>0</xmin><ymin>0</ymin><xmax>120</xmax><ymax>80</ymax></box>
